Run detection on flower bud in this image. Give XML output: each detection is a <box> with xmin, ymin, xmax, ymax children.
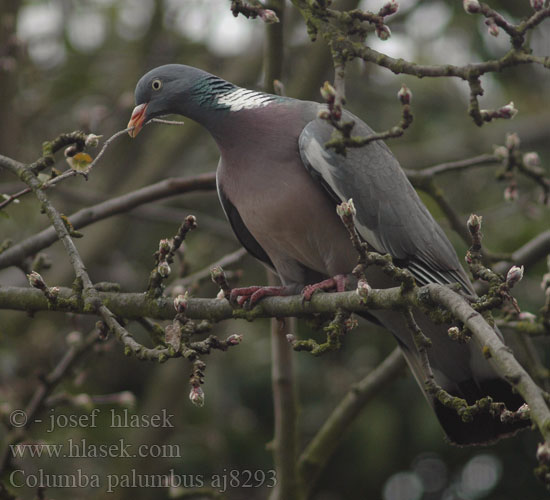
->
<box><xmin>537</xmin><ymin>442</ymin><xmax>550</xmax><ymax>464</ymax></box>
<box><xmin>397</xmin><ymin>84</ymin><xmax>412</xmax><ymax>105</ymax></box>
<box><xmin>118</xmin><ymin>391</ymin><xmax>137</xmax><ymax>408</ymax></box>
<box><xmin>523</xmin><ymin>152</ymin><xmax>540</xmax><ymax>168</ymax></box>
<box><xmin>226</xmin><ymin>333</ymin><xmax>243</xmax><ymax>345</ymax></box>
<box><xmin>506</xmin><ymin>265</ymin><xmax>524</xmax><ymax>287</ymax></box>
<box><xmin>158</xmin><ymin>238</ymin><xmax>171</xmax><ymax>255</ymax></box>
<box><xmin>499</xmin><ymin>102</ymin><xmax>518</xmax><ymax>119</ymax></box>
<box><xmin>259</xmin><ymin>8</ymin><xmax>279</xmax><ymax>24</ymax></box>
<box><xmin>189</xmin><ymin>386</ymin><xmax>205</xmax><ymax>407</ymax></box>
<box><xmin>336</xmin><ymin>198</ymin><xmax>356</xmax><ymax>218</ymax></box>
<box><xmin>517</xmin><ymin>403</ymin><xmax>530</xmax><ymax>415</ymax></box>
<box><xmin>356</xmin><ymin>279</ymin><xmax>371</xmax><ymax>303</ymax></box>
<box><xmin>485</xmin><ymin>18</ymin><xmax>499</xmax><ymax>37</ymax></box>
<box><xmin>448</xmin><ymin>326</ymin><xmax>460</xmax><ymax>340</ymax></box>
<box><xmin>73</xmin><ymin>393</ymin><xmax>94</xmax><ymax>411</ymax></box>
<box><xmin>376</xmin><ymin>25</ymin><xmax>391</xmax><ymax>40</ymax></box>
<box><xmin>210</xmin><ymin>265</ymin><xmax>225</xmax><ymax>281</ymax></box>
<box><xmin>504</xmin><ymin>185</ymin><xmax>518</xmax><ymax>202</ymax></box>
<box><xmin>320</xmin><ymin>81</ymin><xmax>336</xmax><ymax>102</ymax></box>
<box><xmin>185</xmin><ymin>215</ymin><xmax>197</xmax><ymax>230</ymax></box>
<box><xmin>66</xmin><ymin>330</ymin><xmax>83</xmax><ymax>346</ymax></box>
<box><xmin>505</xmin><ymin>132</ymin><xmax>520</xmax><ymax>150</ymax></box>
<box><xmin>157</xmin><ymin>261</ymin><xmax>171</xmax><ymax>277</ymax></box>
<box><xmin>27</xmin><ymin>271</ymin><xmax>46</xmax><ymax>290</ymax></box>
<box><xmin>379</xmin><ymin>0</ymin><xmax>399</xmax><ymax>17</ymax></box>
<box><xmin>518</xmin><ymin>312</ymin><xmax>537</xmax><ymax>323</ymax></box>
<box><xmin>493</xmin><ymin>145</ymin><xmax>509</xmax><ymax>161</ymax></box>
<box><xmin>345</xmin><ymin>317</ymin><xmax>359</xmax><ymax>330</ymax></box>
<box><xmin>317</xmin><ymin>110</ymin><xmax>331</xmax><ymax>120</ymax></box>
<box><xmin>463</xmin><ymin>0</ymin><xmax>481</xmax><ymax>13</ymax></box>
<box><xmin>173</xmin><ymin>293</ymin><xmax>188</xmax><ymax>313</ymax></box>
<box><xmin>467</xmin><ymin>213</ymin><xmax>482</xmax><ymax>234</ymax></box>
<box><xmin>273</xmin><ymin>79</ymin><xmax>285</xmax><ymax>96</ymax></box>
<box><xmin>96</xmin><ymin>320</ymin><xmax>109</xmax><ymax>339</ymax></box>
<box><xmin>85</xmin><ymin>134</ymin><xmax>102</xmax><ymax>148</ymax></box>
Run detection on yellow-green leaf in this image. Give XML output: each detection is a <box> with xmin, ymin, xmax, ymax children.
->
<box><xmin>67</xmin><ymin>152</ymin><xmax>93</xmax><ymax>172</ymax></box>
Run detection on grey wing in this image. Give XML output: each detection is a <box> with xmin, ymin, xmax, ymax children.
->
<box><xmin>298</xmin><ymin>116</ymin><xmax>473</xmax><ymax>292</ymax></box>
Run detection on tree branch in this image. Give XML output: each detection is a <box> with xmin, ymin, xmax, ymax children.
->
<box><xmin>424</xmin><ymin>284</ymin><xmax>550</xmax><ymax>443</ymax></box>
<box><xmin>5</xmin><ymin>281</ymin><xmax>549</xmax><ymax>440</ymax></box>
<box><xmin>290</xmin><ymin>0</ymin><xmax>550</xmax><ymax>126</ymax></box>
<box><xmin>405</xmin><ymin>154</ymin><xmax>499</xmax><ymax>183</ymax></box>
<box><xmin>0</xmin><ymin>170</ymin><xmax>216</xmax><ymax>270</ymax></box>
<box><xmin>177</xmin><ymin>247</ymin><xmax>247</xmax><ymax>288</ymax></box>
<box><xmin>270</xmin><ymin>312</ymin><xmax>301</xmax><ymax>500</ymax></box>
<box><xmin>0</xmin><ymin>330</ymin><xmax>100</xmax><ymax>473</ymax></box>
<box><xmin>298</xmin><ymin>347</ymin><xmax>405</xmax><ymax>495</ymax></box>
<box><xmin>0</xmin><ymin>153</ymin><xmax>172</xmax><ymax>363</ymax></box>
<box><xmin>494</xmin><ymin>230</ymin><xmax>550</xmax><ymax>274</ymax></box>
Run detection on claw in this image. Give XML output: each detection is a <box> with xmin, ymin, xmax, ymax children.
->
<box><xmin>301</xmin><ymin>274</ymin><xmax>348</xmax><ymax>301</ymax></box>
<box><xmin>230</xmin><ymin>286</ymin><xmax>261</xmax><ymax>305</ymax></box>
<box><xmin>230</xmin><ymin>285</ymin><xmax>287</xmax><ymax>308</ymax></box>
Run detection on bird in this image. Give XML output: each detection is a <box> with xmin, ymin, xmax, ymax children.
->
<box><xmin>128</xmin><ymin>64</ymin><xmax>528</xmax><ymax>445</ymax></box>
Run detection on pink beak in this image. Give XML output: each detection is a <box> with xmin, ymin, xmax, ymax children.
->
<box><xmin>127</xmin><ymin>103</ymin><xmax>148</xmax><ymax>138</ymax></box>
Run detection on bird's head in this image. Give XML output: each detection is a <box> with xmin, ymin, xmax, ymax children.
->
<box><xmin>127</xmin><ymin>64</ymin><xmax>210</xmax><ymax>138</ymax></box>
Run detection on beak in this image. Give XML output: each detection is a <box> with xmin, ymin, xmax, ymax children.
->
<box><xmin>127</xmin><ymin>103</ymin><xmax>148</xmax><ymax>138</ymax></box>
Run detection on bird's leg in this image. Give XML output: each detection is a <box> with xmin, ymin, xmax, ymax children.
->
<box><xmin>230</xmin><ymin>285</ymin><xmax>296</xmax><ymax>307</ymax></box>
<box><xmin>302</xmin><ymin>274</ymin><xmax>348</xmax><ymax>301</ymax></box>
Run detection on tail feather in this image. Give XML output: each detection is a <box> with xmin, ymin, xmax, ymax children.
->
<box><xmin>433</xmin><ymin>377</ymin><xmax>527</xmax><ymax>446</ymax></box>
<box><xmin>365</xmin><ymin>310</ymin><xmax>531</xmax><ymax>446</ymax></box>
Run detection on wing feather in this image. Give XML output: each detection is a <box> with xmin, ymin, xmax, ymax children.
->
<box><xmin>298</xmin><ymin>115</ymin><xmax>473</xmax><ymax>293</ymax></box>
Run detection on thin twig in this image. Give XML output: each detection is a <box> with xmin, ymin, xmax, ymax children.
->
<box><xmin>43</xmin><ymin>127</ymin><xmax>131</xmax><ymax>189</ymax></box>
<box><xmin>149</xmin><ymin>118</ymin><xmax>186</xmax><ymax>126</ymax></box>
<box><xmin>0</xmin><ymin>186</ymin><xmax>31</xmax><ymax>210</ymax></box>
<box><xmin>0</xmin><ymin>155</ymin><xmax>175</xmax><ymax>362</ymax></box>
<box><xmin>0</xmin><ymin>122</ymin><xmax>184</xmax><ymax>209</ymax></box>
<box><xmin>0</xmin><ymin>330</ymin><xmax>100</xmax><ymax>472</ymax></box>
<box><xmin>0</xmin><ymin>172</ymin><xmax>216</xmax><ymax>269</ymax></box>
<box><xmin>406</xmin><ymin>154</ymin><xmax>499</xmax><ymax>182</ymax></box>
<box><xmin>177</xmin><ymin>247</ymin><xmax>247</xmax><ymax>288</ymax></box>
<box><xmin>297</xmin><ymin>348</ymin><xmax>405</xmax><ymax>493</ymax></box>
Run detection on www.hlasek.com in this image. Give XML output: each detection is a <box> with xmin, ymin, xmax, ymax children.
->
<box><xmin>9</xmin><ymin>468</ymin><xmax>277</xmax><ymax>493</ymax></box>
<box><xmin>10</xmin><ymin>439</ymin><xmax>180</xmax><ymax>459</ymax></box>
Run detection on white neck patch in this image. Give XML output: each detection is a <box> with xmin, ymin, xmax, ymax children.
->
<box><xmin>217</xmin><ymin>88</ymin><xmax>274</xmax><ymax>112</ymax></box>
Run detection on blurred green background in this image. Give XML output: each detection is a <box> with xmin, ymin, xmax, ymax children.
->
<box><xmin>1</xmin><ymin>0</ymin><xmax>549</xmax><ymax>499</ymax></box>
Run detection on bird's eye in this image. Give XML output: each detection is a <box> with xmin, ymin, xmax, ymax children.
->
<box><xmin>151</xmin><ymin>79</ymin><xmax>163</xmax><ymax>91</ymax></box>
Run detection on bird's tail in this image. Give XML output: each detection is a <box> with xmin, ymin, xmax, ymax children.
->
<box><xmin>367</xmin><ymin>309</ymin><xmax>530</xmax><ymax>445</ymax></box>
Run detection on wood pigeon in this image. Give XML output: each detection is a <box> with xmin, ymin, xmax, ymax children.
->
<box><xmin>128</xmin><ymin>64</ymin><xmax>528</xmax><ymax>445</ymax></box>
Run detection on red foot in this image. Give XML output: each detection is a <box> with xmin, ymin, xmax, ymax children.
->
<box><xmin>230</xmin><ymin>286</ymin><xmax>287</xmax><ymax>307</ymax></box>
<box><xmin>302</xmin><ymin>274</ymin><xmax>348</xmax><ymax>301</ymax></box>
